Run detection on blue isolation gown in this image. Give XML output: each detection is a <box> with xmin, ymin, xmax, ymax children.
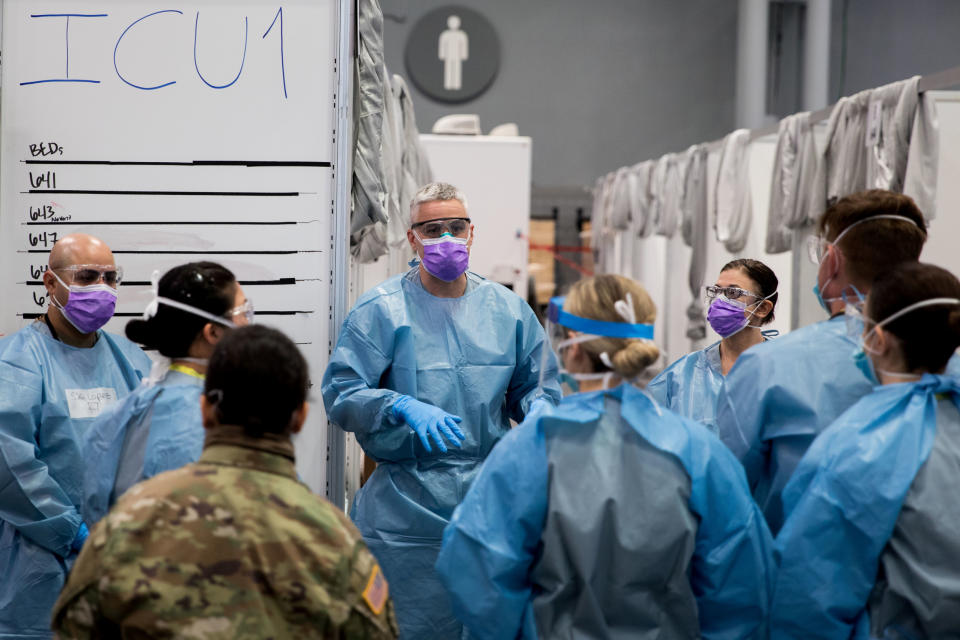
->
<box><xmin>648</xmin><ymin>340</ymin><xmax>724</xmax><ymax>432</ymax></box>
<box><xmin>717</xmin><ymin>314</ymin><xmax>960</xmax><ymax>534</ymax></box>
<box><xmin>772</xmin><ymin>375</ymin><xmax>960</xmax><ymax>638</ymax></box>
<box><xmin>715</xmin><ymin>316</ymin><xmax>874</xmax><ymax>533</ymax></box>
<box><xmin>436</xmin><ymin>384</ymin><xmax>774</xmax><ymax>640</ymax></box>
<box><xmin>321</xmin><ymin>269</ymin><xmax>561</xmax><ymax>639</ymax></box>
<box><xmin>0</xmin><ymin>322</ymin><xmax>150</xmax><ymax>638</ymax></box>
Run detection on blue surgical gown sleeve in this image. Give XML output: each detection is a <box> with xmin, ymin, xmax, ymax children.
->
<box><xmin>322</xmin><ymin>320</ymin><xmax>404</xmax><ymax>439</ymax></box>
<box><xmin>687</xmin><ymin>433</ymin><xmax>775</xmax><ymax>640</ymax></box>
<box><xmin>771</xmin><ymin>466</ymin><xmax>876</xmax><ymax>639</ymax></box>
<box><xmin>0</xmin><ymin>361</ymin><xmax>80</xmax><ymax>558</ymax></box>
<box><xmin>715</xmin><ymin>350</ymin><xmax>768</xmax><ymax>489</ymax></box>
<box><xmin>507</xmin><ymin>307</ymin><xmax>561</xmax><ymax>420</ymax></box>
<box><xmin>436</xmin><ymin>421</ymin><xmax>549</xmax><ymax>640</ymax></box>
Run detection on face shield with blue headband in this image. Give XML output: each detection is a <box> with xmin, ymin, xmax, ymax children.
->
<box><xmin>540</xmin><ymin>293</ymin><xmax>657</xmax><ymax>395</ymax></box>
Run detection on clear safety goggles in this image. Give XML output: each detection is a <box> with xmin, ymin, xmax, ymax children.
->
<box><xmin>806</xmin><ymin>235</ymin><xmax>830</xmax><ymax>265</ymax></box>
<box><xmin>410</xmin><ymin>217</ymin><xmax>472</xmax><ymax>239</ymax></box>
<box><xmin>806</xmin><ymin>214</ymin><xmax>922</xmax><ymax>265</ymax></box>
<box><xmin>704</xmin><ymin>285</ymin><xmax>763</xmax><ymax>305</ymax></box>
<box><xmin>847</xmin><ymin>296</ymin><xmax>960</xmax><ymax>351</ymax></box>
<box><xmin>227</xmin><ymin>300</ymin><xmax>255</xmax><ymax>325</ymax></box>
<box><xmin>55</xmin><ymin>264</ymin><xmax>124</xmax><ymax>286</ymax></box>
<box><xmin>413</xmin><ymin>229</ymin><xmax>471</xmax><ymax>247</ymax></box>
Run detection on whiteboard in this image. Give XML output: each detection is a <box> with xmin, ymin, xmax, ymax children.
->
<box><xmin>0</xmin><ymin>0</ymin><xmax>347</xmax><ymax>495</ymax></box>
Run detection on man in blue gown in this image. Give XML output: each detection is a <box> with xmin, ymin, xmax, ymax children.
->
<box><xmin>322</xmin><ymin>183</ymin><xmax>561</xmax><ymax>639</ymax></box>
<box><xmin>0</xmin><ymin>233</ymin><xmax>151</xmax><ymax>638</ymax></box>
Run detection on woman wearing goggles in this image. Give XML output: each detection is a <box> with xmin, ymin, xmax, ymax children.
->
<box><xmin>648</xmin><ymin>258</ymin><xmax>778</xmax><ymax>433</ymax></box>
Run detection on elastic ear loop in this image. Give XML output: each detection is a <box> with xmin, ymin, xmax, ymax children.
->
<box><xmin>600</xmin><ymin>293</ymin><xmax>644</xmax><ymax>374</ymax></box>
<box><xmin>600</xmin><ymin>293</ymin><xmax>662</xmax><ymax>392</ymax></box>
<box><xmin>744</xmin><ymin>290</ymin><xmax>779</xmax><ymax>330</ymax></box>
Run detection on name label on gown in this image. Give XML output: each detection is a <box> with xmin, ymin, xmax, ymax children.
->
<box><xmin>64</xmin><ymin>387</ymin><xmax>118</xmax><ymax>419</ymax></box>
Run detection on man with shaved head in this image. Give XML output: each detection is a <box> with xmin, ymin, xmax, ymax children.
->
<box><xmin>0</xmin><ymin>233</ymin><xmax>150</xmax><ymax>638</ymax></box>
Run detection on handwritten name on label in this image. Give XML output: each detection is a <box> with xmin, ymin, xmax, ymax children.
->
<box><xmin>65</xmin><ymin>387</ymin><xmax>118</xmax><ymax>419</ymax></box>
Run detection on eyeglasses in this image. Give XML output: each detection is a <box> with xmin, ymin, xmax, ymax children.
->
<box><xmin>56</xmin><ymin>264</ymin><xmax>123</xmax><ymax>286</ymax></box>
<box><xmin>227</xmin><ymin>300</ymin><xmax>254</xmax><ymax>325</ymax></box>
<box><xmin>806</xmin><ymin>235</ymin><xmax>831</xmax><ymax>264</ymax></box>
<box><xmin>410</xmin><ymin>217</ymin><xmax>471</xmax><ymax>239</ymax></box>
<box><xmin>705</xmin><ymin>285</ymin><xmax>760</xmax><ymax>301</ymax></box>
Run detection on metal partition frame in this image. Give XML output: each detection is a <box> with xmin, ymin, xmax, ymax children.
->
<box><xmin>326</xmin><ymin>0</ymin><xmax>356</xmax><ymax>508</ymax></box>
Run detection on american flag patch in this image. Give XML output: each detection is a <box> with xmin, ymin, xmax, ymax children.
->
<box><xmin>362</xmin><ymin>564</ymin><xmax>389</xmax><ymax>615</ymax></box>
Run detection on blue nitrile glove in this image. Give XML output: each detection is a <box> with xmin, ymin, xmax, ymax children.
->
<box><xmin>393</xmin><ymin>395</ymin><xmax>466</xmax><ymax>453</ymax></box>
<box><xmin>71</xmin><ymin>522</ymin><xmax>89</xmax><ymax>553</ymax></box>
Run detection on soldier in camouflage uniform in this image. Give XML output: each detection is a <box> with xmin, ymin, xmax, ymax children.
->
<box><xmin>52</xmin><ymin>326</ymin><xmax>398</xmax><ymax>639</ymax></box>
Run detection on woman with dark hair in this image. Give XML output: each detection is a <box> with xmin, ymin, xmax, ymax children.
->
<box><xmin>81</xmin><ymin>261</ymin><xmax>252</xmax><ymax>525</ymax></box>
<box><xmin>648</xmin><ymin>258</ymin><xmax>778</xmax><ymax>432</ymax></box>
<box><xmin>772</xmin><ymin>262</ymin><xmax>960</xmax><ymax>637</ymax></box>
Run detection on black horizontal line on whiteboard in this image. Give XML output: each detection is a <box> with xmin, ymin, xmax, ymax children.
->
<box><xmin>24</xmin><ymin>221</ymin><xmax>301</xmax><ymax>226</ymax></box>
<box><xmin>24</xmin><ymin>278</ymin><xmax>298</xmax><ymax>287</ymax></box>
<box><xmin>24</xmin><ymin>189</ymin><xmax>300</xmax><ymax>197</ymax></box>
<box><xmin>24</xmin><ymin>249</ymin><xmax>321</xmax><ymax>255</ymax></box>
<box><xmin>19</xmin><ymin>310</ymin><xmax>313</xmax><ymax>320</ymax></box>
<box><xmin>22</xmin><ymin>159</ymin><xmax>331</xmax><ymax>167</ymax></box>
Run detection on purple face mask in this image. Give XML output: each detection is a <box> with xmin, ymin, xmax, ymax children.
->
<box><xmin>416</xmin><ymin>232</ymin><xmax>470</xmax><ymax>282</ymax></box>
<box><xmin>51</xmin><ymin>271</ymin><xmax>118</xmax><ymax>334</ymax></box>
<box><xmin>707</xmin><ymin>296</ymin><xmax>752</xmax><ymax>338</ymax></box>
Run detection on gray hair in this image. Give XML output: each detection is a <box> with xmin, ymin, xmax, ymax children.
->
<box><xmin>409</xmin><ymin>182</ymin><xmax>469</xmax><ymax>220</ymax></box>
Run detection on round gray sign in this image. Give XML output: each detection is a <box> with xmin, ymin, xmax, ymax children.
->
<box><xmin>404</xmin><ymin>6</ymin><xmax>500</xmax><ymax>104</ymax></box>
